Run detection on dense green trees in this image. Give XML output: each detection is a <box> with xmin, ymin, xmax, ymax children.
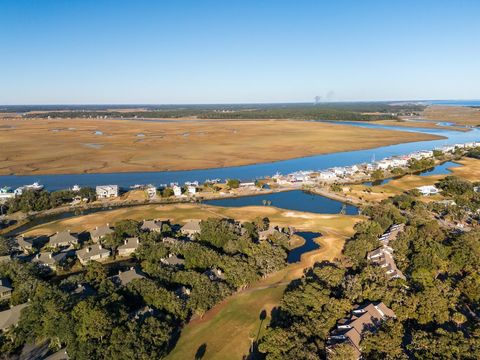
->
<box><xmin>6</xmin><ymin>188</ymin><xmax>96</xmax><ymax>213</ymax></box>
<box><xmin>259</xmin><ymin>193</ymin><xmax>480</xmax><ymax>359</ymax></box>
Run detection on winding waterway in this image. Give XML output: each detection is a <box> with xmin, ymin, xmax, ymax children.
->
<box><xmin>0</xmin><ymin>122</ymin><xmax>478</xmax><ymax>191</ymax></box>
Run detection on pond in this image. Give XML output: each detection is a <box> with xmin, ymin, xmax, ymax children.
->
<box><xmin>363</xmin><ymin>161</ymin><xmax>462</xmax><ymax>186</ymax></box>
<box><xmin>288</xmin><ymin>231</ymin><xmax>321</xmax><ymax>263</ymax></box>
<box><xmin>203</xmin><ymin>190</ymin><xmax>358</xmax><ymax>215</ymax></box>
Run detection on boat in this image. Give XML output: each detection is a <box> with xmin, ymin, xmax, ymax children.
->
<box><xmin>24</xmin><ymin>182</ymin><xmax>44</xmax><ymax>191</ymax></box>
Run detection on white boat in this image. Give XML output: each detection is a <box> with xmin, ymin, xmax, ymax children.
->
<box><xmin>24</xmin><ymin>182</ymin><xmax>44</xmax><ymax>191</ymax></box>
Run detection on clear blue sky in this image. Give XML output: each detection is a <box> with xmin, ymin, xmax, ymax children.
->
<box><xmin>1</xmin><ymin>0</ymin><xmax>479</xmax><ymax>104</ymax></box>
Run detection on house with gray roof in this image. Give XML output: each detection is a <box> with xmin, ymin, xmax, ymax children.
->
<box><xmin>76</xmin><ymin>244</ymin><xmax>110</xmax><ymax>265</ymax></box>
<box><xmin>13</xmin><ymin>235</ymin><xmax>35</xmax><ymax>253</ymax></box>
<box><xmin>141</xmin><ymin>219</ymin><xmax>162</xmax><ymax>233</ymax></box>
<box><xmin>48</xmin><ymin>230</ymin><xmax>78</xmax><ymax>248</ymax></box>
<box><xmin>32</xmin><ymin>251</ymin><xmax>71</xmax><ymax>271</ymax></box>
<box><xmin>90</xmin><ymin>224</ymin><xmax>114</xmax><ymax>242</ymax></box>
<box><xmin>180</xmin><ymin>219</ymin><xmax>201</xmax><ymax>237</ymax></box>
<box><xmin>117</xmin><ymin>237</ymin><xmax>140</xmax><ymax>257</ymax></box>
<box><xmin>110</xmin><ymin>267</ymin><xmax>146</xmax><ymax>287</ymax></box>
<box><xmin>0</xmin><ymin>278</ymin><xmax>12</xmax><ymax>300</ymax></box>
<box><xmin>0</xmin><ymin>303</ymin><xmax>28</xmax><ymax>331</ymax></box>
<box><xmin>161</xmin><ymin>254</ymin><xmax>185</xmax><ymax>267</ymax></box>
<box><xmin>203</xmin><ymin>268</ymin><xmax>225</xmax><ymax>282</ymax></box>
<box><xmin>44</xmin><ymin>347</ymin><xmax>69</xmax><ymax>360</ymax></box>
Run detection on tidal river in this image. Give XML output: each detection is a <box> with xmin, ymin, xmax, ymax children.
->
<box><xmin>0</xmin><ymin>122</ymin><xmax>478</xmax><ymax>191</ymax></box>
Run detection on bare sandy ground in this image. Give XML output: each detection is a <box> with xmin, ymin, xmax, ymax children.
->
<box><xmin>0</xmin><ymin>117</ymin><xmax>440</xmax><ymax>175</ymax></box>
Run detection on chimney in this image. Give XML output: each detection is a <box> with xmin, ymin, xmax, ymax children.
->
<box><xmin>86</xmin><ymin>247</ymin><xmax>90</xmax><ymax>253</ymax></box>
<box><xmin>99</xmin><ymin>244</ymin><xmax>102</xmax><ymax>249</ymax></box>
<box><xmin>136</xmin><ymin>238</ymin><xmax>139</xmax><ymax>244</ymax></box>
<box><xmin>118</xmin><ymin>270</ymin><xmax>122</xmax><ymax>275</ymax></box>
<box><xmin>124</xmin><ymin>239</ymin><xmax>127</xmax><ymax>245</ymax></box>
<box><xmin>49</xmin><ymin>253</ymin><xmax>52</xmax><ymax>259</ymax></box>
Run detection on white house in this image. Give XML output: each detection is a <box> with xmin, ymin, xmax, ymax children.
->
<box><xmin>96</xmin><ymin>185</ymin><xmax>119</xmax><ymax>199</ymax></box>
<box><xmin>187</xmin><ymin>185</ymin><xmax>197</xmax><ymax>195</ymax></box>
<box><xmin>173</xmin><ymin>185</ymin><xmax>182</xmax><ymax>197</ymax></box>
<box><xmin>416</xmin><ymin>185</ymin><xmax>440</xmax><ymax>196</ymax></box>
<box><xmin>318</xmin><ymin>171</ymin><xmax>337</xmax><ymax>180</ymax></box>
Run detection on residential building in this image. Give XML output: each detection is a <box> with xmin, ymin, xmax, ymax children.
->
<box><xmin>48</xmin><ymin>230</ymin><xmax>78</xmax><ymax>248</ymax></box>
<box><xmin>0</xmin><ymin>303</ymin><xmax>28</xmax><ymax>331</ymax></box>
<box><xmin>0</xmin><ymin>278</ymin><xmax>12</xmax><ymax>299</ymax></box>
<box><xmin>318</xmin><ymin>171</ymin><xmax>337</xmax><ymax>181</ymax></box>
<box><xmin>258</xmin><ymin>227</ymin><xmax>280</xmax><ymax>241</ymax></box>
<box><xmin>76</xmin><ymin>245</ymin><xmax>110</xmax><ymax>265</ymax></box>
<box><xmin>13</xmin><ymin>235</ymin><xmax>35</xmax><ymax>253</ymax></box>
<box><xmin>367</xmin><ymin>247</ymin><xmax>406</xmax><ymax>280</ymax></box>
<box><xmin>327</xmin><ymin>302</ymin><xmax>396</xmax><ymax>359</ymax></box>
<box><xmin>32</xmin><ymin>251</ymin><xmax>72</xmax><ymax>271</ymax></box>
<box><xmin>161</xmin><ymin>254</ymin><xmax>185</xmax><ymax>267</ymax></box>
<box><xmin>117</xmin><ymin>237</ymin><xmax>140</xmax><ymax>257</ymax></box>
<box><xmin>175</xmin><ymin>285</ymin><xmax>191</xmax><ymax>299</ymax></box>
<box><xmin>181</xmin><ymin>219</ymin><xmax>201</xmax><ymax>236</ymax></box>
<box><xmin>90</xmin><ymin>224</ymin><xmax>114</xmax><ymax>242</ymax></box>
<box><xmin>96</xmin><ymin>185</ymin><xmax>119</xmax><ymax>199</ymax></box>
<box><xmin>110</xmin><ymin>267</ymin><xmax>146</xmax><ymax>287</ymax></box>
<box><xmin>44</xmin><ymin>348</ymin><xmax>69</xmax><ymax>360</ymax></box>
<box><xmin>141</xmin><ymin>219</ymin><xmax>162</xmax><ymax>232</ymax></box>
<box><xmin>203</xmin><ymin>268</ymin><xmax>225</xmax><ymax>281</ymax></box>
<box><xmin>173</xmin><ymin>185</ymin><xmax>182</xmax><ymax>197</ymax></box>
<box><xmin>187</xmin><ymin>185</ymin><xmax>197</xmax><ymax>195</ymax></box>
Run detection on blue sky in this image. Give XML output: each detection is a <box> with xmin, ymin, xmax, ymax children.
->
<box><xmin>0</xmin><ymin>0</ymin><xmax>479</xmax><ymax>104</ymax></box>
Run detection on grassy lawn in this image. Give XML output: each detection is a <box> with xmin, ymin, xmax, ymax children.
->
<box><xmin>24</xmin><ymin>203</ymin><xmax>361</xmax><ymax>237</ymax></box>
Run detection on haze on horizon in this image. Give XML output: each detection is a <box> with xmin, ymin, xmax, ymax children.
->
<box><xmin>1</xmin><ymin>0</ymin><xmax>479</xmax><ymax>105</ymax></box>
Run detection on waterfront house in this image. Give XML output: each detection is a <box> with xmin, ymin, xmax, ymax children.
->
<box><xmin>117</xmin><ymin>237</ymin><xmax>140</xmax><ymax>257</ymax></box>
<box><xmin>318</xmin><ymin>171</ymin><xmax>337</xmax><ymax>181</ymax></box>
<box><xmin>48</xmin><ymin>230</ymin><xmax>78</xmax><ymax>248</ymax></box>
<box><xmin>76</xmin><ymin>245</ymin><xmax>111</xmax><ymax>265</ymax></box>
<box><xmin>187</xmin><ymin>185</ymin><xmax>197</xmax><ymax>195</ymax></box>
<box><xmin>90</xmin><ymin>224</ymin><xmax>114</xmax><ymax>242</ymax></box>
<box><xmin>239</xmin><ymin>182</ymin><xmax>256</xmax><ymax>188</ymax></box>
<box><xmin>258</xmin><ymin>226</ymin><xmax>281</xmax><ymax>241</ymax></box>
<box><xmin>181</xmin><ymin>219</ymin><xmax>201</xmax><ymax>237</ymax></box>
<box><xmin>416</xmin><ymin>185</ymin><xmax>440</xmax><ymax>196</ymax></box>
<box><xmin>327</xmin><ymin>302</ymin><xmax>396</xmax><ymax>359</ymax></box>
<box><xmin>110</xmin><ymin>267</ymin><xmax>145</xmax><ymax>287</ymax></box>
<box><xmin>0</xmin><ymin>278</ymin><xmax>12</xmax><ymax>300</ymax></box>
<box><xmin>173</xmin><ymin>185</ymin><xmax>182</xmax><ymax>197</ymax></box>
<box><xmin>0</xmin><ymin>303</ymin><xmax>28</xmax><ymax>332</ymax></box>
<box><xmin>96</xmin><ymin>185</ymin><xmax>119</xmax><ymax>199</ymax></box>
<box><xmin>141</xmin><ymin>219</ymin><xmax>163</xmax><ymax>232</ymax></box>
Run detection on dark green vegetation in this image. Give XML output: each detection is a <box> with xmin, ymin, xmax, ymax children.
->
<box><xmin>22</xmin><ymin>102</ymin><xmax>425</xmax><ymax>121</ymax></box>
<box><xmin>258</xmin><ymin>194</ymin><xmax>480</xmax><ymax>359</ymax></box>
<box><xmin>5</xmin><ymin>188</ymin><xmax>96</xmax><ymax>214</ymax></box>
<box><xmin>0</xmin><ymin>217</ymin><xmax>290</xmax><ymax>359</ymax></box>
<box><xmin>466</xmin><ymin>146</ymin><xmax>480</xmax><ymax>159</ymax></box>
